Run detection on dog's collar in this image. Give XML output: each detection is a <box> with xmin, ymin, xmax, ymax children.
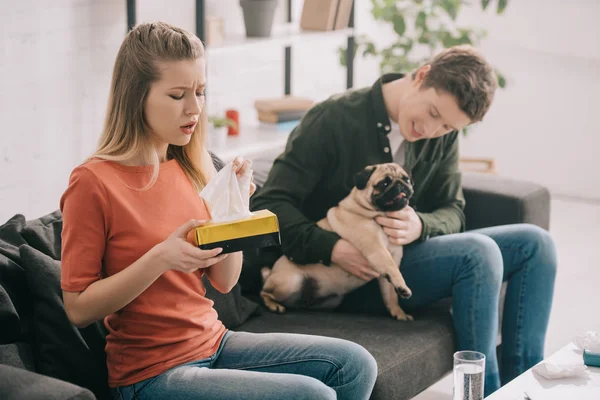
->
<box><xmin>370</xmin><ymin>73</ymin><xmax>404</xmax><ymax>137</ymax></box>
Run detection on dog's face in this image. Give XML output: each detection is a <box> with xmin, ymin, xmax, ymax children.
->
<box><xmin>353</xmin><ymin>164</ymin><xmax>414</xmax><ymax>212</ymax></box>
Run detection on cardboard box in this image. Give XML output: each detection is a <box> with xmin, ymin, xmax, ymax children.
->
<box><xmin>192</xmin><ymin>210</ymin><xmax>281</xmax><ymax>254</ymax></box>
<box><xmin>334</xmin><ymin>0</ymin><xmax>354</xmax><ymax>30</ymax></box>
<box><xmin>254</xmin><ymin>96</ymin><xmax>314</xmax><ymax>113</ymax></box>
<box><xmin>205</xmin><ymin>16</ymin><xmax>225</xmax><ymax>46</ymax></box>
<box><xmin>300</xmin><ymin>0</ymin><xmax>354</xmax><ymax>31</ymax></box>
<box><xmin>300</xmin><ymin>0</ymin><xmax>339</xmax><ymax>31</ymax></box>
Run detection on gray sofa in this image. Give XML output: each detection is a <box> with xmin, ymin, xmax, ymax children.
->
<box><xmin>0</xmin><ymin>152</ymin><xmax>551</xmax><ymax>400</ymax></box>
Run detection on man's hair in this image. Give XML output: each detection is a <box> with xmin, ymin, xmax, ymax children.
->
<box><xmin>412</xmin><ymin>45</ymin><xmax>497</xmax><ymax>122</ymax></box>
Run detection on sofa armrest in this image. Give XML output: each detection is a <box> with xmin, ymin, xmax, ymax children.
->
<box><xmin>462</xmin><ymin>172</ymin><xmax>551</xmax><ymax>231</ymax></box>
<box><xmin>0</xmin><ymin>364</ymin><xmax>95</xmax><ymax>400</ymax></box>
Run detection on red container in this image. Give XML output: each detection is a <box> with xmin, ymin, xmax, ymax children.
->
<box><xmin>225</xmin><ymin>109</ymin><xmax>239</xmax><ymax>136</ymax></box>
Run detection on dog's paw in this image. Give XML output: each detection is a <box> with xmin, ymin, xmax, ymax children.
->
<box><xmin>265</xmin><ymin>302</ymin><xmax>287</xmax><ymax>314</ymax></box>
<box><xmin>395</xmin><ymin>286</ymin><xmax>412</xmax><ymax>299</ymax></box>
<box><xmin>390</xmin><ymin>309</ymin><xmax>414</xmax><ymax>321</ymax></box>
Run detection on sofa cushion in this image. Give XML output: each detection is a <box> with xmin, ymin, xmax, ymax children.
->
<box><xmin>19</xmin><ymin>244</ymin><xmax>111</xmax><ymax>400</ymax></box>
<box><xmin>21</xmin><ymin>210</ymin><xmax>62</xmax><ymax>260</ymax></box>
<box><xmin>0</xmin><ymin>364</ymin><xmax>95</xmax><ymax>400</ymax></box>
<box><xmin>203</xmin><ymin>275</ymin><xmax>261</xmax><ymax>328</ymax></box>
<box><xmin>238</xmin><ymin>307</ymin><xmax>455</xmax><ymax>400</ymax></box>
<box><xmin>0</xmin><ymin>342</ymin><xmax>35</xmax><ymax>371</ymax></box>
<box><xmin>0</xmin><ymin>215</ymin><xmax>31</xmax><ymax>344</ymax></box>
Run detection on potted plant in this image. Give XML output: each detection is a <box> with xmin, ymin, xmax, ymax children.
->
<box><xmin>208</xmin><ymin>115</ymin><xmax>238</xmax><ymax>148</ymax></box>
<box><xmin>239</xmin><ymin>0</ymin><xmax>278</xmax><ymax>38</ymax></box>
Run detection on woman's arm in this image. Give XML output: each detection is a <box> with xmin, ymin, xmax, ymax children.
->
<box><xmin>204</xmin><ymin>251</ymin><xmax>242</xmax><ymax>293</ymax></box>
<box><xmin>63</xmin><ymin>245</ymin><xmax>165</xmax><ymax>328</ymax></box>
<box><xmin>63</xmin><ymin>219</ymin><xmax>226</xmax><ymax>328</ymax></box>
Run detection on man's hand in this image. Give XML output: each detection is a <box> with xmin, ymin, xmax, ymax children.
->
<box><xmin>376</xmin><ymin>206</ymin><xmax>423</xmax><ymax>245</ymax></box>
<box><xmin>331</xmin><ymin>239</ymin><xmax>380</xmax><ymax>281</ymax></box>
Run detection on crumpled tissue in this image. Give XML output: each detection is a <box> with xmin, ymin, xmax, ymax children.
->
<box><xmin>199</xmin><ymin>161</ymin><xmax>253</xmax><ymax>223</ymax></box>
<box><xmin>532</xmin><ymin>362</ymin><xmax>588</xmax><ymax>380</ymax></box>
<box><xmin>532</xmin><ymin>331</ymin><xmax>600</xmax><ymax>380</ymax></box>
<box><xmin>574</xmin><ymin>331</ymin><xmax>600</xmax><ymax>353</ymax></box>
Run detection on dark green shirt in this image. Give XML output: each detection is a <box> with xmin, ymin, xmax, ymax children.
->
<box><xmin>251</xmin><ymin>73</ymin><xmax>466</xmax><ymax>266</ymax></box>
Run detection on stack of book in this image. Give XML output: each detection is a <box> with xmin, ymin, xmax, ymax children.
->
<box><xmin>300</xmin><ymin>0</ymin><xmax>354</xmax><ymax>31</ymax></box>
<box><xmin>254</xmin><ymin>96</ymin><xmax>314</xmax><ymax>124</ymax></box>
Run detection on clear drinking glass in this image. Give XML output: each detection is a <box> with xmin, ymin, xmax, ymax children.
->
<box><xmin>453</xmin><ymin>350</ymin><xmax>486</xmax><ymax>400</ymax></box>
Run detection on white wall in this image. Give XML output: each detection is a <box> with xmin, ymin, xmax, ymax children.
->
<box><xmin>1</xmin><ymin>0</ymin><xmax>598</xmax><ymax>223</ymax></box>
<box><xmin>456</xmin><ymin>0</ymin><xmax>600</xmax><ymax>200</ymax></box>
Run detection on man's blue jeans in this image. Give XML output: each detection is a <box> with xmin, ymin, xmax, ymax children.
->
<box><xmin>397</xmin><ymin>223</ymin><xmax>557</xmax><ymax>396</ymax></box>
<box><xmin>110</xmin><ymin>330</ymin><xmax>377</xmax><ymax>400</ymax></box>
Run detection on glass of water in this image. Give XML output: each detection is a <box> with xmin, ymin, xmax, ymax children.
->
<box><xmin>453</xmin><ymin>350</ymin><xmax>485</xmax><ymax>400</ymax></box>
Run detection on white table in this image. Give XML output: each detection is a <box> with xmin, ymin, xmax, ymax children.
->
<box><xmin>486</xmin><ymin>342</ymin><xmax>600</xmax><ymax>399</ymax></box>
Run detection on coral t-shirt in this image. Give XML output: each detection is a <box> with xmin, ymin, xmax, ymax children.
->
<box><xmin>60</xmin><ymin>158</ymin><xmax>226</xmax><ymax>387</ymax></box>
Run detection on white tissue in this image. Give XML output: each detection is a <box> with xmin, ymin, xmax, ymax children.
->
<box><xmin>199</xmin><ymin>162</ymin><xmax>253</xmax><ymax>223</ymax></box>
<box><xmin>574</xmin><ymin>331</ymin><xmax>600</xmax><ymax>353</ymax></box>
<box><xmin>532</xmin><ymin>362</ymin><xmax>588</xmax><ymax>380</ymax></box>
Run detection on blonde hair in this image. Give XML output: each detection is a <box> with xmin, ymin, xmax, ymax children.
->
<box><xmin>93</xmin><ymin>22</ymin><xmax>209</xmax><ymax>191</ymax></box>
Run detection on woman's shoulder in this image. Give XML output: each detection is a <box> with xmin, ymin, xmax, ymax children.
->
<box><xmin>65</xmin><ymin>158</ymin><xmax>117</xmax><ymax>192</ymax></box>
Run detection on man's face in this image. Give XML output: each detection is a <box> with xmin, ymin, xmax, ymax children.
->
<box><xmin>397</xmin><ymin>67</ymin><xmax>472</xmax><ymax>142</ymax></box>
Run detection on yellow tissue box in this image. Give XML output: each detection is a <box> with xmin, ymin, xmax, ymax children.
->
<box><xmin>193</xmin><ymin>210</ymin><xmax>281</xmax><ymax>254</ymax></box>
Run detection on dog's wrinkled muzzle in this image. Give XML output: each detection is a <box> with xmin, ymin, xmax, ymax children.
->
<box><xmin>373</xmin><ymin>180</ymin><xmax>413</xmax><ymax>211</ymax></box>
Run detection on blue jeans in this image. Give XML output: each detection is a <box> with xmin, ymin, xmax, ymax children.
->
<box><xmin>110</xmin><ymin>330</ymin><xmax>377</xmax><ymax>400</ymax></box>
<box><xmin>397</xmin><ymin>223</ymin><xmax>557</xmax><ymax>397</ymax></box>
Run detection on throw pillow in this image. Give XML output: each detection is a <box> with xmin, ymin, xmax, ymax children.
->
<box><xmin>18</xmin><ymin>244</ymin><xmax>110</xmax><ymax>400</ymax></box>
<box><xmin>21</xmin><ymin>210</ymin><xmax>62</xmax><ymax>260</ymax></box>
<box><xmin>202</xmin><ymin>275</ymin><xmax>260</xmax><ymax>328</ymax></box>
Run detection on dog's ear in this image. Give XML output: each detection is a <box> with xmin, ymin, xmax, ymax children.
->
<box><xmin>354</xmin><ymin>166</ymin><xmax>376</xmax><ymax>190</ymax></box>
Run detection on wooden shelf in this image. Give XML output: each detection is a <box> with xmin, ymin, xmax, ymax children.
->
<box><xmin>207</xmin><ymin>23</ymin><xmax>354</xmax><ymax>55</ymax></box>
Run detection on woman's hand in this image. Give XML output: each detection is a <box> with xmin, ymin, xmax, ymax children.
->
<box><xmin>232</xmin><ymin>156</ymin><xmax>256</xmax><ymax>197</ymax></box>
<box><xmin>155</xmin><ymin>219</ymin><xmax>228</xmax><ymax>274</ymax></box>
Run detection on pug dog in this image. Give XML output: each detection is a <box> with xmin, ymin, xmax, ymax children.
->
<box><xmin>260</xmin><ymin>163</ymin><xmax>415</xmax><ymax>321</ymax></box>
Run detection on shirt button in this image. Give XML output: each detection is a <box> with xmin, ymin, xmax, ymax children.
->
<box><xmin>377</xmin><ymin>122</ymin><xmax>382</xmax><ymax>128</ymax></box>
<box><xmin>385</xmin><ymin>125</ymin><xmax>391</xmax><ymax>131</ymax></box>
<box><xmin>384</xmin><ymin>147</ymin><xmax>390</xmax><ymax>153</ymax></box>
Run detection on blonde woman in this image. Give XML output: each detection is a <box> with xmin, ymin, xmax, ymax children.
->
<box><xmin>59</xmin><ymin>22</ymin><xmax>377</xmax><ymax>400</ymax></box>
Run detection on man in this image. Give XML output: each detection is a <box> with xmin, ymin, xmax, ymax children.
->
<box><xmin>250</xmin><ymin>45</ymin><xmax>557</xmax><ymax>396</ymax></box>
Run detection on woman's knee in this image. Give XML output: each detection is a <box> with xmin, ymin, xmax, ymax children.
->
<box><xmin>459</xmin><ymin>233</ymin><xmax>503</xmax><ymax>289</ymax></box>
<box><xmin>296</xmin><ymin>377</ymin><xmax>337</xmax><ymax>400</ymax></box>
<box><xmin>327</xmin><ymin>339</ymin><xmax>378</xmax><ymax>388</ymax></box>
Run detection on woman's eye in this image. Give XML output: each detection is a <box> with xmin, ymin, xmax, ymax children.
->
<box><xmin>196</xmin><ymin>91</ymin><xmax>205</xmax><ymax>97</ymax></box>
<box><xmin>169</xmin><ymin>94</ymin><xmax>184</xmax><ymax>100</ymax></box>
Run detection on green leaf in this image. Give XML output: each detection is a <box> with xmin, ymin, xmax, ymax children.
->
<box><xmin>495</xmin><ymin>70</ymin><xmax>507</xmax><ymax>88</ymax></box>
<box><xmin>416</xmin><ymin>11</ymin><xmax>427</xmax><ymax>30</ymax></box>
<box><xmin>438</xmin><ymin>0</ymin><xmax>460</xmax><ymax>20</ymax></box>
<box><xmin>481</xmin><ymin>0</ymin><xmax>490</xmax><ymax>10</ymax></box>
<box><xmin>497</xmin><ymin>0</ymin><xmax>508</xmax><ymax>14</ymax></box>
<box><xmin>392</xmin><ymin>14</ymin><xmax>406</xmax><ymax>36</ymax></box>
<box><xmin>418</xmin><ymin>31</ymin><xmax>431</xmax><ymax>44</ymax></box>
<box><xmin>363</xmin><ymin>42</ymin><xmax>378</xmax><ymax>57</ymax></box>
<box><xmin>338</xmin><ymin>46</ymin><xmax>347</xmax><ymax>67</ymax></box>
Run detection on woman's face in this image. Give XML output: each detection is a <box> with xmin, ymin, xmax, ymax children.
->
<box><xmin>144</xmin><ymin>58</ymin><xmax>206</xmax><ymax>152</ymax></box>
